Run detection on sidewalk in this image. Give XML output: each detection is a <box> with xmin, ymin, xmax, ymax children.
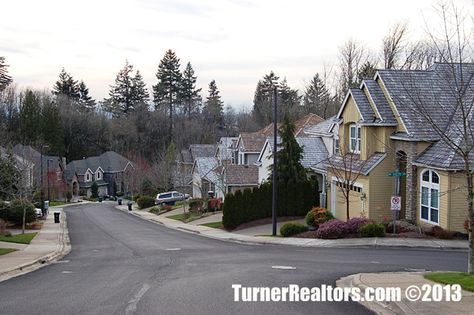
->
<box><xmin>114</xmin><ymin>205</ymin><xmax>468</xmax><ymax>250</ymax></box>
<box><xmin>337</xmin><ymin>272</ymin><xmax>474</xmax><ymax>314</ymax></box>
<box><xmin>0</xmin><ymin>208</ymin><xmax>70</xmax><ymax>282</ymax></box>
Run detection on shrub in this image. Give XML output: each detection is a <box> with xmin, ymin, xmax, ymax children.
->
<box><xmin>149</xmin><ymin>206</ymin><xmax>160</xmax><ymax>214</ymax></box>
<box><xmin>66</xmin><ymin>191</ymin><xmax>72</xmax><ymax>202</ymax></box>
<box><xmin>305</xmin><ymin>210</ymin><xmax>317</xmax><ymax>227</ymax></box>
<box><xmin>359</xmin><ymin>223</ymin><xmax>385</xmax><ymax>237</ymax></box>
<box><xmin>160</xmin><ymin>204</ymin><xmax>173</xmax><ymax>212</ymax></box>
<box><xmin>91</xmin><ymin>182</ymin><xmax>99</xmax><ymax>198</ymax></box>
<box><xmin>0</xmin><ymin>201</ymin><xmax>10</xmax><ymax>222</ymax></box>
<box><xmin>207</xmin><ymin>198</ymin><xmax>222</xmax><ymax>212</ymax></box>
<box><xmin>346</xmin><ymin>217</ymin><xmax>372</xmax><ymax>234</ymax></box>
<box><xmin>430</xmin><ymin>226</ymin><xmax>455</xmax><ymax>239</ymax></box>
<box><xmin>132</xmin><ymin>195</ymin><xmax>141</xmax><ymax>202</ymax></box>
<box><xmin>136</xmin><ymin>196</ymin><xmax>155</xmax><ymax>209</ymax></box>
<box><xmin>315</xmin><ymin>219</ymin><xmax>348</xmax><ymax>239</ymax></box>
<box><xmin>8</xmin><ymin>199</ymin><xmax>36</xmax><ymax>226</ymax></box>
<box><xmin>280</xmin><ymin>222</ymin><xmax>308</xmax><ymax>237</ymax></box>
<box><xmin>116</xmin><ymin>191</ymin><xmax>124</xmax><ymax>197</ymax></box>
<box><xmin>188</xmin><ymin>198</ymin><xmax>204</xmax><ymax>212</ymax></box>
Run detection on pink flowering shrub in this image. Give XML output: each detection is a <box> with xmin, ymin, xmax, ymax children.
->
<box><xmin>315</xmin><ymin>219</ymin><xmax>349</xmax><ymax>239</ymax></box>
<box><xmin>345</xmin><ymin>217</ymin><xmax>372</xmax><ymax>234</ymax></box>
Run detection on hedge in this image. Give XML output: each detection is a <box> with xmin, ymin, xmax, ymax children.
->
<box><xmin>0</xmin><ymin>199</ymin><xmax>36</xmax><ymax>226</ymax></box>
<box><xmin>137</xmin><ymin>196</ymin><xmax>155</xmax><ymax>209</ymax></box>
<box><xmin>280</xmin><ymin>222</ymin><xmax>308</xmax><ymax>237</ymax></box>
<box><xmin>222</xmin><ymin>180</ymin><xmax>318</xmax><ymax>230</ymax></box>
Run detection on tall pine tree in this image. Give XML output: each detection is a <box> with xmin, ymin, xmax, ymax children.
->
<box><xmin>270</xmin><ymin>114</ymin><xmax>306</xmax><ymax>185</ymax></box>
<box><xmin>303</xmin><ymin>74</ymin><xmax>333</xmax><ymax>118</ymax></box>
<box><xmin>107</xmin><ymin>61</ymin><xmax>149</xmax><ymax>116</ymax></box>
<box><xmin>53</xmin><ymin>68</ymin><xmax>79</xmax><ymax>99</ymax></box>
<box><xmin>19</xmin><ymin>90</ymin><xmax>42</xmax><ymax>145</ymax></box>
<box><xmin>203</xmin><ymin>80</ymin><xmax>224</xmax><ymax>130</ymax></box>
<box><xmin>0</xmin><ymin>56</ymin><xmax>13</xmax><ymax>92</ymax></box>
<box><xmin>181</xmin><ymin>62</ymin><xmax>201</xmax><ymax>118</ymax></box>
<box><xmin>153</xmin><ymin>50</ymin><xmax>182</xmax><ymax>141</ymax></box>
<box><xmin>77</xmin><ymin>81</ymin><xmax>96</xmax><ymax>113</ymax></box>
<box><xmin>253</xmin><ymin>71</ymin><xmax>280</xmax><ymax>127</ymax></box>
<box><xmin>41</xmin><ymin>102</ymin><xmax>64</xmax><ymax>155</ymax></box>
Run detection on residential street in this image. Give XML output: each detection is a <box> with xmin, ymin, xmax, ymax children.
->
<box><xmin>0</xmin><ymin>203</ymin><xmax>468</xmax><ymax>315</ymax></box>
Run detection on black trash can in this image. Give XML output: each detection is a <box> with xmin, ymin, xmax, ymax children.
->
<box><xmin>128</xmin><ymin>202</ymin><xmax>132</xmax><ymax>211</ymax></box>
<box><xmin>98</xmin><ymin>197</ymin><xmax>103</xmax><ymax>202</ymax></box>
<box><xmin>54</xmin><ymin>212</ymin><xmax>60</xmax><ymax>224</ymax></box>
<box><xmin>118</xmin><ymin>198</ymin><xmax>122</xmax><ymax>205</ymax></box>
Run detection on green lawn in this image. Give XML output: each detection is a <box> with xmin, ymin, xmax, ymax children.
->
<box><xmin>0</xmin><ymin>232</ymin><xmax>38</xmax><ymax>244</ymax></box>
<box><xmin>200</xmin><ymin>221</ymin><xmax>223</xmax><ymax>229</ymax></box>
<box><xmin>424</xmin><ymin>272</ymin><xmax>474</xmax><ymax>292</ymax></box>
<box><xmin>0</xmin><ymin>248</ymin><xmax>17</xmax><ymax>256</ymax></box>
<box><xmin>166</xmin><ymin>212</ymin><xmax>204</xmax><ymax>223</ymax></box>
<box><xmin>49</xmin><ymin>201</ymin><xmax>67</xmax><ymax>207</ymax></box>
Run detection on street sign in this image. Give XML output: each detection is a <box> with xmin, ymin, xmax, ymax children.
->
<box><xmin>388</xmin><ymin>171</ymin><xmax>406</xmax><ymax>177</ymax></box>
<box><xmin>391</xmin><ymin>196</ymin><xmax>402</xmax><ymax>211</ymax></box>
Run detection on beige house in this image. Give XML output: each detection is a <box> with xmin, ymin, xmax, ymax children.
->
<box><xmin>328</xmin><ymin>63</ymin><xmax>474</xmax><ymax>233</ymax></box>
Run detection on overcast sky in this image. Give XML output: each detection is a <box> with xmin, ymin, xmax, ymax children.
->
<box><xmin>1</xmin><ymin>0</ymin><xmax>472</xmax><ymax>110</ymax></box>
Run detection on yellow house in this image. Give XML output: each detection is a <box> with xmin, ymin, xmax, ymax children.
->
<box><xmin>327</xmin><ymin>63</ymin><xmax>473</xmax><ymax>232</ymax></box>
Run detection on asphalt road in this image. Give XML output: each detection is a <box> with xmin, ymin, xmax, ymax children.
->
<box><xmin>0</xmin><ymin>203</ymin><xmax>468</xmax><ymax>315</ymax></box>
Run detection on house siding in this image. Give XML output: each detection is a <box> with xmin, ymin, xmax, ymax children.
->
<box><xmin>448</xmin><ymin>172</ymin><xmax>469</xmax><ymax>232</ymax></box>
<box><xmin>368</xmin><ymin>154</ymin><xmax>396</xmax><ymax>222</ymax></box>
<box><xmin>340</xmin><ymin>96</ymin><xmax>362</xmax><ymax>155</ymax></box>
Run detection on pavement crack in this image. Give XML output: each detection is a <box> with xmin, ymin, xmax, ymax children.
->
<box><xmin>124</xmin><ymin>283</ymin><xmax>151</xmax><ymax>315</ymax></box>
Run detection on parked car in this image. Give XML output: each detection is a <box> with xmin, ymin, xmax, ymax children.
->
<box><xmin>34</xmin><ymin>208</ymin><xmax>42</xmax><ymax>218</ymax></box>
<box><xmin>155</xmin><ymin>191</ymin><xmax>190</xmax><ymax>205</ymax></box>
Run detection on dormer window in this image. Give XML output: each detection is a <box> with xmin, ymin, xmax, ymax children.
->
<box><xmin>85</xmin><ymin>171</ymin><xmax>92</xmax><ymax>182</ymax></box>
<box><xmin>349</xmin><ymin>124</ymin><xmax>361</xmax><ymax>153</ymax></box>
<box><xmin>96</xmin><ymin>169</ymin><xmax>102</xmax><ymax>181</ymax></box>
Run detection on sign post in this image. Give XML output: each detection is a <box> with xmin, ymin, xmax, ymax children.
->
<box><xmin>388</xmin><ymin>170</ymin><xmax>406</xmax><ymax>235</ymax></box>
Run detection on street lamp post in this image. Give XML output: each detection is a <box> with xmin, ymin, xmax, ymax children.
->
<box><xmin>272</xmin><ymin>85</ymin><xmax>278</xmax><ymax>236</ymax></box>
<box><xmin>40</xmin><ymin>144</ymin><xmax>49</xmax><ymax>216</ymax></box>
<box><xmin>47</xmin><ymin>159</ymin><xmax>53</xmax><ymax>202</ymax></box>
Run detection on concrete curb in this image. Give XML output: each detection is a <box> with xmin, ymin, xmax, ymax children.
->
<box><xmin>114</xmin><ymin>206</ymin><xmax>468</xmax><ymax>250</ymax></box>
<box><xmin>0</xmin><ymin>211</ymin><xmax>71</xmax><ymax>283</ymax></box>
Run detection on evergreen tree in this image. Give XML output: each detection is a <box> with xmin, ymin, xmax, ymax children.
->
<box><xmin>107</xmin><ymin>61</ymin><xmax>149</xmax><ymax>116</ymax></box>
<box><xmin>278</xmin><ymin>78</ymin><xmax>301</xmax><ymax>118</ymax></box>
<box><xmin>0</xmin><ymin>57</ymin><xmax>13</xmax><ymax>92</ymax></box>
<box><xmin>41</xmin><ymin>102</ymin><xmax>64</xmax><ymax>155</ymax></box>
<box><xmin>357</xmin><ymin>60</ymin><xmax>378</xmax><ymax>83</ymax></box>
<box><xmin>303</xmin><ymin>74</ymin><xmax>333</xmax><ymax>118</ymax></box>
<box><xmin>253</xmin><ymin>71</ymin><xmax>280</xmax><ymax>127</ymax></box>
<box><xmin>153</xmin><ymin>50</ymin><xmax>183</xmax><ymax>141</ymax></box>
<box><xmin>181</xmin><ymin>62</ymin><xmax>201</xmax><ymax>117</ymax></box>
<box><xmin>270</xmin><ymin>115</ymin><xmax>306</xmax><ymax>185</ymax></box>
<box><xmin>77</xmin><ymin>81</ymin><xmax>96</xmax><ymax>113</ymax></box>
<box><xmin>53</xmin><ymin>68</ymin><xmax>79</xmax><ymax>99</ymax></box>
<box><xmin>203</xmin><ymin>80</ymin><xmax>224</xmax><ymax>129</ymax></box>
<box><xmin>0</xmin><ymin>148</ymin><xmax>21</xmax><ymax>200</ymax></box>
<box><xmin>19</xmin><ymin>90</ymin><xmax>42</xmax><ymax>145</ymax></box>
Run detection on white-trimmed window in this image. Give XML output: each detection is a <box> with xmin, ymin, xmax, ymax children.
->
<box><xmin>96</xmin><ymin>169</ymin><xmax>102</xmax><ymax>181</ymax></box>
<box><xmin>85</xmin><ymin>171</ymin><xmax>92</xmax><ymax>182</ymax></box>
<box><xmin>420</xmin><ymin>170</ymin><xmax>439</xmax><ymax>224</ymax></box>
<box><xmin>349</xmin><ymin>124</ymin><xmax>361</xmax><ymax>153</ymax></box>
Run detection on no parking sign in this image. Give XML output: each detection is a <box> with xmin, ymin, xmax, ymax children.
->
<box><xmin>391</xmin><ymin>196</ymin><xmax>402</xmax><ymax>211</ymax></box>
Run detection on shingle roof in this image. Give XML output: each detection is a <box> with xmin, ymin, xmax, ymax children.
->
<box><xmin>217</xmin><ymin>137</ymin><xmax>238</xmax><ymax>160</ymax></box>
<box><xmin>189</xmin><ymin>144</ymin><xmax>217</xmax><ymax>159</ymax></box>
<box><xmin>177</xmin><ymin>149</ymin><xmax>193</xmax><ymax>164</ymax></box>
<box><xmin>327</xmin><ymin>153</ymin><xmax>387</xmax><ymax>176</ymax></box>
<box><xmin>225</xmin><ymin>164</ymin><xmax>258</xmax><ymax>186</ymax></box>
<box><xmin>304</xmin><ymin>116</ymin><xmax>339</xmax><ymax>136</ymax></box>
<box><xmin>239</xmin><ymin>132</ymin><xmax>267</xmax><ymax>152</ymax></box>
<box><xmin>194</xmin><ymin>157</ymin><xmax>219</xmax><ymax>182</ymax></box>
<box><xmin>376</xmin><ymin>63</ymin><xmax>474</xmax><ymax>140</ymax></box>
<box><xmin>350</xmin><ymin>88</ymin><xmax>376</xmax><ymax>121</ymax></box>
<box><xmin>363</xmin><ymin>80</ymin><xmax>397</xmax><ymax>124</ymax></box>
<box><xmin>258</xmin><ymin>113</ymin><xmax>325</xmax><ymax>137</ymax></box>
<box><xmin>265</xmin><ymin>137</ymin><xmax>329</xmax><ymax>170</ymax></box>
<box><xmin>13</xmin><ymin>144</ymin><xmax>62</xmax><ymax>180</ymax></box>
<box><xmin>66</xmin><ymin>151</ymin><xmax>131</xmax><ymax>175</ymax></box>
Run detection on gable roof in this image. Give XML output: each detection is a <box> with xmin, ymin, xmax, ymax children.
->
<box><xmin>193</xmin><ymin>157</ymin><xmax>219</xmax><ymax>182</ymax></box>
<box><xmin>225</xmin><ymin>164</ymin><xmax>258</xmax><ymax>186</ymax></box>
<box><xmin>304</xmin><ymin>115</ymin><xmax>339</xmax><ymax>136</ymax></box>
<box><xmin>13</xmin><ymin>144</ymin><xmax>63</xmax><ymax>180</ymax></box>
<box><xmin>238</xmin><ymin>132</ymin><xmax>267</xmax><ymax>153</ymax></box>
<box><xmin>327</xmin><ymin>153</ymin><xmax>387</xmax><ymax>176</ymax></box>
<box><xmin>258</xmin><ymin>113</ymin><xmax>324</xmax><ymax>137</ymax></box>
<box><xmin>66</xmin><ymin>151</ymin><xmax>131</xmax><ymax>175</ymax></box>
<box><xmin>189</xmin><ymin>144</ymin><xmax>218</xmax><ymax>160</ymax></box>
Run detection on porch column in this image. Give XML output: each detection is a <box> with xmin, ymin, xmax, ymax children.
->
<box><xmin>405</xmin><ymin>143</ymin><xmax>418</xmax><ymax>223</ymax></box>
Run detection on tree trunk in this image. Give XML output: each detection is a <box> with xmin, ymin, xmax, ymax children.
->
<box><xmin>466</xmin><ymin>168</ymin><xmax>474</xmax><ymax>274</ymax></box>
<box><xmin>346</xmin><ymin>190</ymin><xmax>350</xmax><ymax>221</ymax></box>
<box><xmin>22</xmin><ymin>206</ymin><xmax>26</xmax><ymax>234</ymax></box>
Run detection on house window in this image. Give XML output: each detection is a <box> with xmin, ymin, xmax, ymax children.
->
<box><xmin>349</xmin><ymin>124</ymin><xmax>361</xmax><ymax>153</ymax></box>
<box><xmin>334</xmin><ymin>137</ymin><xmax>340</xmax><ymax>155</ymax></box>
<box><xmin>85</xmin><ymin>172</ymin><xmax>91</xmax><ymax>182</ymax></box>
<box><xmin>420</xmin><ymin>170</ymin><xmax>439</xmax><ymax>224</ymax></box>
<box><xmin>96</xmin><ymin>170</ymin><xmax>102</xmax><ymax>180</ymax></box>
